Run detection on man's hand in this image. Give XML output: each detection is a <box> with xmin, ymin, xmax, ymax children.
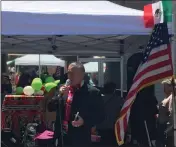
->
<box><xmin>59</xmin><ymin>86</ymin><xmax>69</xmax><ymax>97</ymax></box>
<box><xmin>72</xmin><ymin>115</ymin><xmax>84</xmax><ymax>127</ymax></box>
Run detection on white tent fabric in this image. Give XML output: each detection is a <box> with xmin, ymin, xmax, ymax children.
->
<box><xmin>84</xmin><ymin>62</ymin><xmax>106</xmax><ymax>73</ymax></box>
<box><xmin>2</xmin><ymin>1</ymin><xmax>156</xmax><ymax>35</ymax></box>
<box><xmin>15</xmin><ymin>54</ymin><xmax>65</xmax><ymax>67</ymax></box>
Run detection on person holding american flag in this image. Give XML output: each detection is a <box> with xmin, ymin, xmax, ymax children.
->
<box><xmin>115</xmin><ymin>22</ymin><xmax>174</xmax><ymax>146</ymax></box>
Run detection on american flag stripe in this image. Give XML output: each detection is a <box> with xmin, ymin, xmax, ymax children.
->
<box><xmin>134</xmin><ymin>45</ymin><xmax>171</xmax><ymax>81</ymax></box>
<box><xmin>135</xmin><ymin>58</ymin><xmax>171</xmax><ymax>81</ymax></box>
<box><xmin>121</xmin><ymin>65</ymin><xmax>172</xmax><ymax>115</ymax></box>
<box><xmin>150</xmin><ymin>44</ymin><xmax>167</xmax><ymax>54</ymax></box>
<box><xmin>131</xmin><ymin>65</ymin><xmax>172</xmax><ymax>92</ymax></box>
<box><xmin>115</xmin><ymin>23</ymin><xmax>173</xmax><ymax>145</ymax></box>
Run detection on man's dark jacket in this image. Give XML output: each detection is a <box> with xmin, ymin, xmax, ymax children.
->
<box><xmin>47</xmin><ymin>83</ymin><xmax>105</xmax><ymax>146</ymax></box>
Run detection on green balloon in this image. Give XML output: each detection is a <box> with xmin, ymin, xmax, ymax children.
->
<box><xmin>34</xmin><ymin>78</ymin><xmax>42</xmax><ymax>82</ymax></box>
<box><xmin>45</xmin><ymin>82</ymin><xmax>57</xmax><ymax>92</ymax></box>
<box><xmin>16</xmin><ymin>87</ymin><xmax>23</xmax><ymax>95</ymax></box>
<box><xmin>45</xmin><ymin>76</ymin><xmax>55</xmax><ymax>83</ymax></box>
<box><xmin>31</xmin><ymin>78</ymin><xmax>43</xmax><ymax>91</ymax></box>
<box><xmin>54</xmin><ymin>80</ymin><xmax>60</xmax><ymax>85</ymax></box>
<box><xmin>34</xmin><ymin>90</ymin><xmax>44</xmax><ymax>96</ymax></box>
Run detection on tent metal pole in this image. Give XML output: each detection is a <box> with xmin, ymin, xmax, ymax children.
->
<box><xmin>77</xmin><ymin>56</ymin><xmax>79</xmax><ymax>62</ymax></box>
<box><xmin>171</xmin><ymin>13</ymin><xmax>176</xmax><ymax>147</ymax></box>
<box><xmin>120</xmin><ymin>56</ymin><xmax>124</xmax><ymax>98</ymax></box>
<box><xmin>39</xmin><ymin>54</ymin><xmax>41</xmax><ymax>78</ymax></box>
<box><xmin>64</xmin><ymin>61</ymin><xmax>68</xmax><ymax>74</ymax></box>
<box><xmin>120</xmin><ymin>40</ymin><xmax>124</xmax><ymax>98</ymax></box>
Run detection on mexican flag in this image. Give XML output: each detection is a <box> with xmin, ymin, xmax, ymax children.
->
<box><xmin>144</xmin><ymin>1</ymin><xmax>172</xmax><ymax>28</ymax></box>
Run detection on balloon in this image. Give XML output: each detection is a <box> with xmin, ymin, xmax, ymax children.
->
<box><xmin>34</xmin><ymin>78</ymin><xmax>42</xmax><ymax>82</ymax></box>
<box><xmin>45</xmin><ymin>82</ymin><xmax>57</xmax><ymax>92</ymax></box>
<box><xmin>54</xmin><ymin>80</ymin><xmax>60</xmax><ymax>85</ymax></box>
<box><xmin>16</xmin><ymin>87</ymin><xmax>23</xmax><ymax>95</ymax></box>
<box><xmin>31</xmin><ymin>78</ymin><xmax>43</xmax><ymax>91</ymax></box>
<box><xmin>45</xmin><ymin>76</ymin><xmax>55</xmax><ymax>83</ymax></box>
<box><xmin>34</xmin><ymin>90</ymin><xmax>44</xmax><ymax>96</ymax></box>
<box><xmin>23</xmin><ymin>86</ymin><xmax>34</xmax><ymax>96</ymax></box>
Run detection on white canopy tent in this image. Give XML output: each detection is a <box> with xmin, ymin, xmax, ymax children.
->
<box><xmin>15</xmin><ymin>54</ymin><xmax>65</xmax><ymax>67</ymax></box>
<box><xmin>1</xmin><ymin>1</ymin><xmax>172</xmax><ymax>56</ymax></box>
<box><xmin>2</xmin><ymin>1</ymin><xmax>154</xmax><ymax>35</ymax></box>
<box><xmin>84</xmin><ymin>62</ymin><xmax>106</xmax><ymax>73</ymax></box>
<box><xmin>1</xmin><ymin>1</ymin><xmax>172</xmax><ymax>55</ymax></box>
<box><xmin>1</xmin><ymin>1</ymin><xmax>171</xmax><ymax>55</ymax></box>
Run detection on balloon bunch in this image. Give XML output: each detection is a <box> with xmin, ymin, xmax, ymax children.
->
<box><xmin>15</xmin><ymin>76</ymin><xmax>60</xmax><ymax>96</ymax></box>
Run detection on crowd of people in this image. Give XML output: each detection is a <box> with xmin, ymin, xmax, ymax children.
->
<box><xmin>129</xmin><ymin>78</ymin><xmax>175</xmax><ymax>147</ymax></box>
<box><xmin>1</xmin><ymin>62</ymin><xmax>175</xmax><ymax>147</ymax></box>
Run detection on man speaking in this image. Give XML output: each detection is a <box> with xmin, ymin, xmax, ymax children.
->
<box><xmin>48</xmin><ymin>62</ymin><xmax>105</xmax><ymax>147</ymax></box>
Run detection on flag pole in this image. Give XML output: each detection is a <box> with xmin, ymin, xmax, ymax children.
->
<box><xmin>144</xmin><ymin>120</ymin><xmax>152</xmax><ymax>147</ymax></box>
<box><xmin>171</xmin><ymin>14</ymin><xmax>176</xmax><ymax>147</ymax></box>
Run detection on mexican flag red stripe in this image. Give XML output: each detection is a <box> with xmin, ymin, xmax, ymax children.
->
<box><xmin>144</xmin><ymin>1</ymin><xmax>172</xmax><ymax>28</ymax></box>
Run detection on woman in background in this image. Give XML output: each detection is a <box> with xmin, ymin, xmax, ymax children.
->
<box><xmin>156</xmin><ymin>78</ymin><xmax>175</xmax><ymax>147</ymax></box>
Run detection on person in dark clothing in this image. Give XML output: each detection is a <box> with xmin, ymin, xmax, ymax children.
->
<box><xmin>1</xmin><ymin>75</ymin><xmax>12</xmax><ymax>104</ymax></box>
<box><xmin>60</xmin><ymin>73</ymin><xmax>68</xmax><ymax>85</ymax></box>
<box><xmin>1</xmin><ymin>75</ymin><xmax>12</xmax><ymax>94</ymax></box>
<box><xmin>103</xmin><ymin>82</ymin><xmax>116</xmax><ymax>94</ymax></box>
<box><xmin>17</xmin><ymin>73</ymin><xmax>32</xmax><ymax>88</ymax></box>
<box><xmin>84</xmin><ymin>74</ymin><xmax>90</xmax><ymax>85</ymax></box>
<box><xmin>47</xmin><ymin>62</ymin><xmax>105</xmax><ymax>147</ymax></box>
<box><xmin>130</xmin><ymin>86</ymin><xmax>158</xmax><ymax>146</ymax></box>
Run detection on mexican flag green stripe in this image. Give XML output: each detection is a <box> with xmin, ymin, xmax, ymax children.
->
<box><xmin>144</xmin><ymin>1</ymin><xmax>172</xmax><ymax>28</ymax></box>
<box><xmin>162</xmin><ymin>1</ymin><xmax>172</xmax><ymax>22</ymax></box>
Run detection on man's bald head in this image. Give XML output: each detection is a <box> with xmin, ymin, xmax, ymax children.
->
<box><xmin>68</xmin><ymin>62</ymin><xmax>85</xmax><ymax>86</ymax></box>
<box><xmin>69</xmin><ymin>62</ymin><xmax>85</xmax><ymax>73</ymax></box>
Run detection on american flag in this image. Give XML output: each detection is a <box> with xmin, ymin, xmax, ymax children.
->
<box><xmin>115</xmin><ymin>23</ymin><xmax>173</xmax><ymax>145</ymax></box>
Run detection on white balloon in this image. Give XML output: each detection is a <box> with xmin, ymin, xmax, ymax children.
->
<box><xmin>38</xmin><ymin>90</ymin><xmax>44</xmax><ymax>95</ymax></box>
<box><xmin>23</xmin><ymin>86</ymin><xmax>34</xmax><ymax>96</ymax></box>
<box><xmin>34</xmin><ymin>90</ymin><xmax>44</xmax><ymax>96</ymax></box>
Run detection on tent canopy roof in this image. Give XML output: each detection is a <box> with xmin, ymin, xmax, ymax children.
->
<box><xmin>2</xmin><ymin>1</ymin><xmax>171</xmax><ymax>56</ymax></box>
<box><xmin>2</xmin><ymin>1</ymin><xmax>154</xmax><ymax>35</ymax></box>
<box><xmin>2</xmin><ymin>1</ymin><xmax>142</xmax><ymax>15</ymax></box>
<box><xmin>15</xmin><ymin>54</ymin><xmax>65</xmax><ymax>66</ymax></box>
<box><xmin>2</xmin><ymin>35</ymin><xmax>149</xmax><ymax>56</ymax></box>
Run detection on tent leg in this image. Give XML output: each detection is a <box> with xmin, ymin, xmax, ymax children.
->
<box><xmin>120</xmin><ymin>56</ymin><xmax>124</xmax><ymax>98</ymax></box>
<box><xmin>120</xmin><ymin>40</ymin><xmax>124</xmax><ymax>98</ymax></box>
<box><xmin>39</xmin><ymin>54</ymin><xmax>41</xmax><ymax>78</ymax></box>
